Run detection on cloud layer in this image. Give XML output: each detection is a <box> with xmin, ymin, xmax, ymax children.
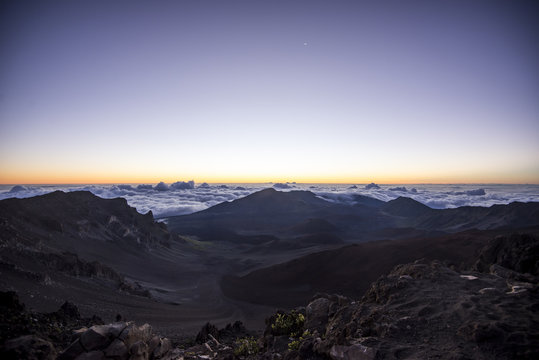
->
<box><xmin>1</xmin><ymin>182</ymin><xmax>538</xmax><ymax>218</ymax></box>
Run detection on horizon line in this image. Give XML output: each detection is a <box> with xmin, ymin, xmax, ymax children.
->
<box><xmin>2</xmin><ymin>181</ymin><xmax>538</xmax><ymax>186</ymax></box>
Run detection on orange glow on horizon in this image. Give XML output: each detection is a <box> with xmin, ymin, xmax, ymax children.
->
<box><xmin>1</xmin><ymin>171</ymin><xmax>537</xmax><ymax>185</ymax></box>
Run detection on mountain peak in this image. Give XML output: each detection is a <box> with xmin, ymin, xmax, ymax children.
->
<box><xmin>383</xmin><ymin>196</ymin><xmax>432</xmax><ymax>217</ymax></box>
<box><xmin>202</xmin><ymin>188</ymin><xmax>327</xmax><ymax>214</ymax></box>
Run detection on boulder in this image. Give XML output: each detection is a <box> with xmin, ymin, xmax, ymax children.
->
<box><xmin>104</xmin><ymin>339</ymin><xmax>128</xmax><ymax>359</ymax></box>
<box><xmin>148</xmin><ymin>336</ymin><xmax>160</xmax><ymax>354</ymax></box>
<box><xmin>120</xmin><ymin>323</ymin><xmax>152</xmax><ymax>347</ymax></box>
<box><xmin>2</xmin><ymin>335</ymin><xmax>56</xmax><ymax>360</ymax></box>
<box><xmin>58</xmin><ymin>339</ymin><xmax>85</xmax><ymax>360</ymax></box>
<box><xmin>129</xmin><ymin>341</ymin><xmax>149</xmax><ymax>360</ymax></box>
<box><xmin>80</xmin><ymin>324</ymin><xmax>120</xmax><ymax>351</ymax></box>
<box><xmin>195</xmin><ymin>322</ymin><xmax>219</xmax><ymax>344</ymax></box>
<box><xmin>305</xmin><ymin>297</ymin><xmax>330</xmax><ymax>334</ymax></box>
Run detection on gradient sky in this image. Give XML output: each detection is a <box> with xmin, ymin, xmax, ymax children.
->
<box><xmin>1</xmin><ymin>0</ymin><xmax>538</xmax><ymax>184</ymax></box>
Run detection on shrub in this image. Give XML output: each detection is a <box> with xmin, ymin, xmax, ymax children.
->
<box><xmin>288</xmin><ymin>339</ymin><xmax>301</xmax><ymax>351</ymax></box>
<box><xmin>234</xmin><ymin>336</ymin><xmax>258</xmax><ymax>356</ymax></box>
<box><xmin>271</xmin><ymin>310</ymin><xmax>305</xmax><ymax>337</ymax></box>
<box><xmin>287</xmin><ymin>329</ymin><xmax>311</xmax><ymax>351</ymax></box>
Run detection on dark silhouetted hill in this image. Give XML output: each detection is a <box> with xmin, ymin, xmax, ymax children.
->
<box><xmin>0</xmin><ymin>191</ymin><xmax>181</xmax><ymax>254</ymax></box>
<box><xmin>167</xmin><ymin>188</ymin><xmax>539</xmax><ymax>245</ymax></box>
<box><xmin>382</xmin><ymin>196</ymin><xmax>433</xmax><ymax>217</ymax></box>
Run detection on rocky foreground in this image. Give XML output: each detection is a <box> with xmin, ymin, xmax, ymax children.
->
<box><xmin>1</xmin><ymin>233</ymin><xmax>538</xmax><ymax>360</ymax></box>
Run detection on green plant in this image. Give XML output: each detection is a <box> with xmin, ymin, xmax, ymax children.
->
<box><xmin>288</xmin><ymin>339</ymin><xmax>301</xmax><ymax>351</ymax></box>
<box><xmin>234</xmin><ymin>337</ymin><xmax>259</xmax><ymax>356</ymax></box>
<box><xmin>271</xmin><ymin>310</ymin><xmax>305</xmax><ymax>337</ymax></box>
<box><xmin>287</xmin><ymin>329</ymin><xmax>312</xmax><ymax>351</ymax></box>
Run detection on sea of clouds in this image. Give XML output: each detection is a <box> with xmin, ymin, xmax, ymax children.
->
<box><xmin>1</xmin><ymin>182</ymin><xmax>538</xmax><ymax>218</ymax></box>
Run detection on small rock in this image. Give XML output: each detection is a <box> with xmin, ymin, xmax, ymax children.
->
<box><xmin>74</xmin><ymin>350</ymin><xmax>105</xmax><ymax>360</ymax></box>
<box><xmin>208</xmin><ymin>334</ymin><xmax>220</xmax><ymax>346</ymax></box>
<box><xmin>152</xmin><ymin>338</ymin><xmax>172</xmax><ymax>359</ymax></box>
<box><xmin>80</xmin><ymin>325</ymin><xmax>120</xmax><ymax>351</ymax></box>
<box><xmin>59</xmin><ymin>301</ymin><xmax>81</xmax><ymax>319</ymax></box>
<box><xmin>71</xmin><ymin>327</ymin><xmax>88</xmax><ymax>342</ymax></box>
<box><xmin>506</xmin><ymin>285</ymin><xmax>527</xmax><ymax>295</ymax></box>
<box><xmin>478</xmin><ymin>287</ymin><xmax>499</xmax><ymax>294</ymax></box>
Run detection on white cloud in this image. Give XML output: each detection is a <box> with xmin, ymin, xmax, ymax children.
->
<box><xmin>463</xmin><ymin>189</ymin><xmax>486</xmax><ymax>196</ymax></box>
<box><xmin>0</xmin><ymin>183</ymin><xmax>538</xmax><ymax>217</ymax></box>
<box><xmin>273</xmin><ymin>183</ymin><xmax>293</xmax><ymax>189</ymax></box>
<box><xmin>170</xmin><ymin>180</ymin><xmax>195</xmax><ymax>190</ymax></box>
<box><xmin>137</xmin><ymin>184</ymin><xmax>153</xmax><ymax>190</ymax></box>
<box><xmin>389</xmin><ymin>187</ymin><xmax>407</xmax><ymax>192</ymax></box>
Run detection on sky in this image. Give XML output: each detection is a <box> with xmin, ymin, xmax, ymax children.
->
<box><xmin>1</xmin><ymin>0</ymin><xmax>538</xmax><ymax>184</ymax></box>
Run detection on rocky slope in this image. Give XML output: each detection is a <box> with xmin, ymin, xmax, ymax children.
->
<box><xmin>0</xmin><ymin>191</ymin><xmax>248</xmax><ymax>338</ymax></box>
<box><xmin>0</xmin><ymin>190</ymin><xmax>181</xmax><ymax>253</ymax></box>
<box><xmin>0</xmin><ymin>190</ymin><xmax>182</xmax><ymax>300</ymax></box>
<box><xmin>2</xmin><ymin>231</ymin><xmax>537</xmax><ymax>359</ymax></box>
<box><xmin>221</xmin><ymin>229</ymin><xmax>538</xmax><ymax>307</ymax></box>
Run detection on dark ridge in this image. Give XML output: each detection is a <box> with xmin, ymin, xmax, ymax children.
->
<box><xmin>383</xmin><ymin>196</ymin><xmax>433</xmax><ymax>217</ymax></box>
<box><xmin>0</xmin><ymin>190</ymin><xmax>182</xmax><ymax>251</ymax></box>
<box><xmin>197</xmin><ymin>188</ymin><xmax>333</xmax><ymax>215</ymax></box>
<box><xmin>416</xmin><ymin>201</ymin><xmax>539</xmax><ymax>232</ymax></box>
<box><xmin>351</xmin><ymin>194</ymin><xmax>386</xmax><ymax>208</ymax></box>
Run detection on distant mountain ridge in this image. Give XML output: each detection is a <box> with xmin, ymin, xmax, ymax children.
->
<box><xmin>166</xmin><ymin>188</ymin><xmax>539</xmax><ymax>242</ymax></box>
<box><xmin>0</xmin><ymin>190</ymin><xmax>181</xmax><ymax>253</ymax></box>
<box><xmin>203</xmin><ymin>188</ymin><xmax>333</xmax><ymax>215</ymax></box>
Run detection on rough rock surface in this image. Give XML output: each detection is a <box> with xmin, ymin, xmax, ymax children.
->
<box><xmin>0</xmin><ymin>291</ymin><xmax>103</xmax><ymax>353</ymax></box>
<box><xmin>58</xmin><ymin>322</ymin><xmax>175</xmax><ymax>360</ymax></box>
<box><xmin>2</xmin><ymin>232</ymin><xmax>537</xmax><ymax>360</ymax></box>
<box><xmin>279</xmin><ymin>260</ymin><xmax>538</xmax><ymax>359</ymax></box>
<box><xmin>253</xmin><ymin>233</ymin><xmax>539</xmax><ymax>360</ymax></box>
<box><xmin>0</xmin><ymin>190</ymin><xmax>181</xmax><ymax>251</ymax></box>
<box><xmin>473</xmin><ymin>233</ymin><xmax>539</xmax><ymax>276</ymax></box>
<box><xmin>2</xmin><ymin>335</ymin><xmax>57</xmax><ymax>360</ymax></box>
